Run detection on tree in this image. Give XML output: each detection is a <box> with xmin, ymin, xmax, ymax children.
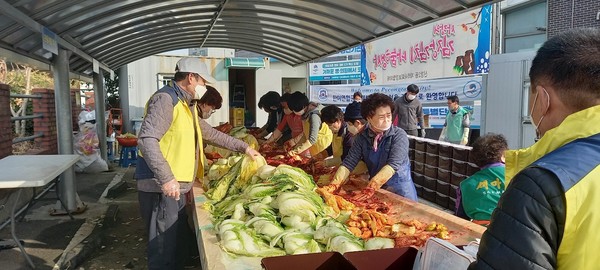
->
<box><xmin>104</xmin><ymin>73</ymin><xmax>119</xmax><ymax>109</ymax></box>
<box><xmin>2</xmin><ymin>60</ymin><xmax>53</xmax><ymax>137</ymax></box>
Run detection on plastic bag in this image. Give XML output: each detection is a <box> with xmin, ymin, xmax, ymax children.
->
<box><xmin>73</xmin><ymin>122</ymin><xmax>108</xmax><ymax>173</ymax></box>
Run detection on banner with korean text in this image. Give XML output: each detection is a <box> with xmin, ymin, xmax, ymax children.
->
<box><xmin>310</xmin><ymin>76</ymin><xmax>483</xmax><ymax>105</ymax></box>
<box><xmin>361</xmin><ymin>5</ymin><xmax>492</xmax><ymax>85</ymax></box>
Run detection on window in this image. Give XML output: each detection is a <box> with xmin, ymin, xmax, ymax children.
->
<box><xmin>157</xmin><ymin>74</ymin><xmax>174</xmax><ymax>90</ymax></box>
<box><xmin>502</xmin><ymin>1</ymin><xmax>547</xmax><ymax>53</ymax></box>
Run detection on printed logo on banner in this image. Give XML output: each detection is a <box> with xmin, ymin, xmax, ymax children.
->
<box><xmin>312</xmin><ymin>64</ymin><xmax>319</xmax><ymax>74</ymax></box>
<box><xmin>463</xmin><ymin>80</ymin><xmax>482</xmax><ymax>98</ymax></box>
<box><xmin>318</xmin><ymin>88</ymin><xmax>328</xmax><ymax>102</ymax></box>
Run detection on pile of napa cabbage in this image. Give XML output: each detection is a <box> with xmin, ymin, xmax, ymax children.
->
<box><xmin>204</xmin><ymin>156</ymin><xmax>393</xmax><ymax>257</ymax></box>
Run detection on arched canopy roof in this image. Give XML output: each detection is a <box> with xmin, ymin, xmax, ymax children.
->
<box><xmin>0</xmin><ymin>0</ymin><xmax>497</xmax><ymax>77</ymax></box>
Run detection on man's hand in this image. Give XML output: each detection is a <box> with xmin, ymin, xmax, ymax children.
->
<box><xmin>419</xmin><ymin>128</ymin><xmax>426</xmax><ymax>138</ymax></box>
<box><xmin>161</xmin><ymin>179</ymin><xmax>181</xmax><ymax>200</ymax></box>
<box><xmin>351</xmin><ymin>187</ymin><xmax>376</xmax><ymax>201</ymax></box>
<box><xmin>245</xmin><ymin>147</ymin><xmax>262</xmax><ymax>160</ymax></box>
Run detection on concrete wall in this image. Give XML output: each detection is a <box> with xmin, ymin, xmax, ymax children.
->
<box><xmin>548</xmin><ymin>0</ymin><xmax>600</xmax><ymax>37</ymax></box>
<box><xmin>282</xmin><ymin>78</ymin><xmax>307</xmax><ymax>94</ymax></box>
<box><xmin>255</xmin><ymin>68</ymin><xmax>282</xmax><ymax>128</ymax></box>
<box><xmin>271</xmin><ymin>61</ymin><xmax>307</xmax><ymax>78</ymax></box>
<box><xmin>127</xmin><ymin>56</ymin><xmax>230</xmax><ymax>127</ymax></box>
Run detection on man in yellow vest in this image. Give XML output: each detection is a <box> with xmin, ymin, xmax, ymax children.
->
<box><xmin>134</xmin><ymin>57</ymin><xmax>215</xmax><ymax>269</ymax></box>
<box><xmin>470</xmin><ymin>28</ymin><xmax>600</xmax><ymax>269</ymax></box>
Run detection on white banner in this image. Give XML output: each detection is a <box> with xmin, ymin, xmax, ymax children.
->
<box><xmin>310</xmin><ymin>76</ymin><xmax>483</xmax><ymax>105</ymax></box>
<box><xmin>362</xmin><ymin>5</ymin><xmax>492</xmax><ymax>85</ymax></box>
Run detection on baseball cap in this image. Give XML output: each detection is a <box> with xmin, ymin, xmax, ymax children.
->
<box><xmin>175</xmin><ymin>57</ymin><xmax>216</xmax><ymax>84</ymax></box>
<box><xmin>344</xmin><ymin>101</ymin><xmax>363</xmax><ymax>121</ymax></box>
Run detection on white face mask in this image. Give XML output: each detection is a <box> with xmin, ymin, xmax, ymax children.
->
<box><xmin>370</xmin><ymin>122</ymin><xmax>391</xmax><ymax>133</ymax></box>
<box><xmin>529</xmin><ymin>88</ymin><xmax>550</xmax><ymax>141</ymax></box>
<box><xmin>294</xmin><ymin>109</ymin><xmax>305</xmax><ymax>116</ymax></box>
<box><xmin>194</xmin><ymin>84</ymin><xmax>207</xmax><ymax>100</ymax></box>
<box><xmin>347</xmin><ymin>124</ymin><xmax>359</xmax><ymax>135</ymax></box>
<box><xmin>407</xmin><ymin>94</ymin><xmax>416</xmax><ymax>101</ymax></box>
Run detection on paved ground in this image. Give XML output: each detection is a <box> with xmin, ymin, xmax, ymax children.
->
<box><xmin>0</xmin><ymin>162</ymin><xmax>190</xmax><ymax>270</ymax></box>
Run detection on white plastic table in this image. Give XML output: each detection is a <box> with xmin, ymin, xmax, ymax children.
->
<box><xmin>0</xmin><ymin>154</ymin><xmax>79</xmax><ymax>269</ymax></box>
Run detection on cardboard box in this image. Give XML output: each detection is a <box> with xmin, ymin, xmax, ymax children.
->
<box><xmin>262</xmin><ymin>252</ymin><xmax>356</xmax><ymax>270</ymax></box>
<box><xmin>344</xmin><ymin>247</ymin><xmax>418</xmax><ymax>270</ymax></box>
<box><xmin>262</xmin><ymin>248</ymin><xmax>418</xmax><ymax>270</ymax></box>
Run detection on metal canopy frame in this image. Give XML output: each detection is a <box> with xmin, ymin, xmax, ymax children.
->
<box><xmin>0</xmin><ymin>0</ymin><xmax>497</xmax><ymax>73</ymax></box>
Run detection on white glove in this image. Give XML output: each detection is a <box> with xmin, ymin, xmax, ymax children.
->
<box><xmin>460</xmin><ymin>128</ymin><xmax>470</xmax><ymax>145</ymax></box>
<box><xmin>439</xmin><ymin>127</ymin><xmax>447</xmax><ymax>141</ymax></box>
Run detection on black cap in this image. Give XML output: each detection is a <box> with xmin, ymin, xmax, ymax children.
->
<box><xmin>344</xmin><ymin>101</ymin><xmax>363</xmax><ymax>121</ymax></box>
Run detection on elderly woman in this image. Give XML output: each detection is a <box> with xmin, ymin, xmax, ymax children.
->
<box><xmin>323</xmin><ymin>93</ymin><xmax>417</xmax><ymax>201</ymax></box>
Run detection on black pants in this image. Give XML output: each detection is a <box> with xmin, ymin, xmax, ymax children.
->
<box><xmin>138</xmin><ymin>191</ymin><xmax>197</xmax><ymax>270</ymax></box>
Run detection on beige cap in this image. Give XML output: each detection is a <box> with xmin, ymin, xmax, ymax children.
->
<box><xmin>175</xmin><ymin>57</ymin><xmax>216</xmax><ymax>84</ymax></box>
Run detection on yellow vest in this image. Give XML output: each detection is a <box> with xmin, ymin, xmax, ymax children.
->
<box><xmin>141</xmin><ymin>90</ymin><xmax>203</xmax><ymax>182</ymax></box>
<box><xmin>505</xmin><ymin>105</ymin><xmax>600</xmax><ymax>269</ymax></box>
<box><xmin>332</xmin><ymin>133</ymin><xmax>343</xmax><ymax>159</ymax></box>
<box><xmin>303</xmin><ymin>118</ymin><xmax>333</xmax><ymax>156</ymax></box>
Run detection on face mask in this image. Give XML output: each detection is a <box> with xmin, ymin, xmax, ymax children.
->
<box><xmin>529</xmin><ymin>88</ymin><xmax>550</xmax><ymax>141</ymax></box>
<box><xmin>201</xmin><ymin>111</ymin><xmax>211</xmax><ymax>119</ymax></box>
<box><xmin>283</xmin><ymin>108</ymin><xmax>292</xmax><ymax>115</ymax></box>
<box><xmin>347</xmin><ymin>124</ymin><xmax>359</xmax><ymax>135</ymax></box>
<box><xmin>294</xmin><ymin>109</ymin><xmax>305</xmax><ymax>116</ymax></box>
<box><xmin>407</xmin><ymin>94</ymin><xmax>416</xmax><ymax>101</ymax></box>
<box><xmin>194</xmin><ymin>84</ymin><xmax>207</xmax><ymax>100</ymax></box>
<box><xmin>369</xmin><ymin>120</ymin><xmax>391</xmax><ymax>133</ymax></box>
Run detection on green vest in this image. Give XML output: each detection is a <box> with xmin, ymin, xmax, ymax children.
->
<box><xmin>445</xmin><ymin>106</ymin><xmax>468</xmax><ymax>143</ymax></box>
<box><xmin>459</xmin><ymin>165</ymin><xmax>505</xmax><ymax>220</ymax></box>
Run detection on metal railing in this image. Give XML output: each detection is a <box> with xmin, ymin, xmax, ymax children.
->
<box><xmin>9</xmin><ymin>93</ymin><xmax>44</xmax><ymax>144</ymax></box>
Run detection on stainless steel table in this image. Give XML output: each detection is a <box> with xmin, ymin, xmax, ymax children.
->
<box><xmin>0</xmin><ymin>154</ymin><xmax>79</xmax><ymax>269</ymax></box>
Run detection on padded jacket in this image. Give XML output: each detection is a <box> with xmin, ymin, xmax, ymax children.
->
<box><xmin>468</xmin><ymin>167</ymin><xmax>565</xmax><ymax>269</ymax></box>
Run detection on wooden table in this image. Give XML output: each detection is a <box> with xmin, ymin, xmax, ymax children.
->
<box><xmin>190</xmin><ymin>180</ymin><xmax>485</xmax><ymax>270</ymax></box>
<box><xmin>0</xmin><ymin>154</ymin><xmax>79</xmax><ymax>269</ymax></box>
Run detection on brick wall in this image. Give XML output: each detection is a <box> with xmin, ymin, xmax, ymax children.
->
<box><xmin>33</xmin><ymin>88</ymin><xmax>58</xmax><ymax>154</ymax></box>
<box><xmin>71</xmin><ymin>89</ymin><xmax>82</xmax><ymax>131</ymax></box>
<box><xmin>0</xmin><ymin>84</ymin><xmax>11</xmax><ymax>159</ymax></box>
<box><xmin>548</xmin><ymin>0</ymin><xmax>600</xmax><ymax>37</ymax></box>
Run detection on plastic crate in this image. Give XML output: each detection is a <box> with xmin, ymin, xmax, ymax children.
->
<box><xmin>436</xmin><ymin>180</ymin><xmax>450</xmax><ymax>196</ymax></box>
<box><xmin>437</xmin><ymin>168</ymin><xmax>451</xmax><ymax>183</ymax></box>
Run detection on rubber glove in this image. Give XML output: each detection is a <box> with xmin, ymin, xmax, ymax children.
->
<box><xmin>419</xmin><ymin>128</ymin><xmax>426</xmax><ymax>138</ymax></box>
<box><xmin>352</xmin><ymin>165</ymin><xmax>395</xmax><ymax>201</ymax></box>
<box><xmin>322</xmin><ymin>166</ymin><xmax>351</xmax><ymax>193</ymax></box>
<box><xmin>438</xmin><ymin>127</ymin><xmax>447</xmax><ymax>141</ymax></box>
<box><xmin>323</xmin><ymin>156</ymin><xmax>342</xmax><ymax>167</ymax></box>
<box><xmin>460</xmin><ymin>128</ymin><xmax>470</xmax><ymax>145</ymax></box>
<box><xmin>161</xmin><ymin>179</ymin><xmax>181</xmax><ymax>201</ymax></box>
<box><xmin>284</xmin><ymin>134</ymin><xmax>304</xmax><ymax>151</ymax></box>
<box><xmin>245</xmin><ymin>147</ymin><xmax>261</xmax><ymax>160</ymax></box>
<box><xmin>289</xmin><ymin>139</ymin><xmax>312</xmax><ymax>156</ymax></box>
<box><xmin>264</xmin><ymin>129</ymin><xmax>282</xmax><ymax>145</ymax></box>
